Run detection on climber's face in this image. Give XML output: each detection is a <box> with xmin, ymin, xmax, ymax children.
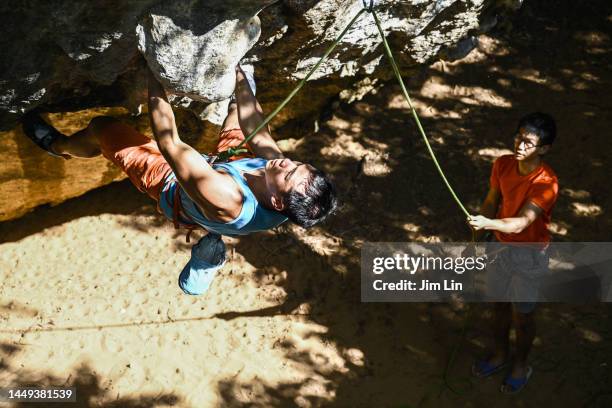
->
<box><xmin>265</xmin><ymin>158</ymin><xmax>312</xmax><ymax>211</ymax></box>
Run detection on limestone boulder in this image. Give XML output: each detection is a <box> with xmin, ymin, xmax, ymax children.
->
<box><xmin>0</xmin><ymin>0</ymin><xmax>521</xmax><ymax>221</ymax></box>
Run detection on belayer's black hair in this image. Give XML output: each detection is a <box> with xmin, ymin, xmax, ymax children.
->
<box><xmin>517</xmin><ymin>112</ymin><xmax>557</xmax><ymax>145</ymax></box>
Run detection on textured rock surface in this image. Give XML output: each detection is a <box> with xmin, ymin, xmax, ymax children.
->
<box><xmin>137</xmin><ymin>1</ymin><xmax>265</xmax><ymax>102</ymax></box>
<box><xmin>0</xmin><ymin>0</ymin><xmax>520</xmax><ymax>221</ymax></box>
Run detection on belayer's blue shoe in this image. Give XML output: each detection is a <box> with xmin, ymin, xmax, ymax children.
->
<box><xmin>471</xmin><ymin>359</ymin><xmax>509</xmax><ymax>378</ymax></box>
<box><xmin>500</xmin><ymin>366</ymin><xmax>533</xmax><ymax>394</ymax></box>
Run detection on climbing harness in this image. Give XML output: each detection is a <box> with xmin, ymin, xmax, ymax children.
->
<box><xmin>165</xmin><ymin>181</ymin><xmax>199</xmax><ymax>243</ymax></box>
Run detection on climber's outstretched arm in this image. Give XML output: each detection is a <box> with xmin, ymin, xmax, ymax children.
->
<box><xmin>234</xmin><ymin>66</ymin><xmax>284</xmax><ymax>160</ymax></box>
<box><xmin>147</xmin><ymin>68</ymin><xmax>242</xmax><ymax>222</ymax></box>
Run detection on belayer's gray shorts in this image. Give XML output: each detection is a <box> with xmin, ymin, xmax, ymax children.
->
<box><xmin>486</xmin><ymin>240</ymin><xmax>549</xmax><ymax>314</ymax></box>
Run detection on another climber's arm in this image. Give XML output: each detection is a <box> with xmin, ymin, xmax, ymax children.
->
<box><xmin>147</xmin><ymin>69</ymin><xmax>242</xmax><ymax>222</ymax></box>
<box><xmin>234</xmin><ymin>66</ymin><xmax>284</xmax><ymax>160</ymax></box>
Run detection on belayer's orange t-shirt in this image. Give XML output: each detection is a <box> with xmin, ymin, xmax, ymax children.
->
<box><xmin>490</xmin><ymin>154</ymin><xmax>558</xmax><ymax>243</ymax></box>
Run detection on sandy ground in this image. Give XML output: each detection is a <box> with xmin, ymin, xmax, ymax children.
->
<box><xmin>1</xmin><ymin>1</ymin><xmax>612</xmax><ymax>407</ymax></box>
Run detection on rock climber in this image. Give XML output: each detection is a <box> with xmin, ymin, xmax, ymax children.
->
<box><xmin>22</xmin><ymin>64</ymin><xmax>338</xmax><ymax>295</ymax></box>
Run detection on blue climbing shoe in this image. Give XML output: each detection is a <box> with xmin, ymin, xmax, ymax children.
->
<box><xmin>178</xmin><ymin>233</ymin><xmax>226</xmax><ymax>296</ymax></box>
<box><xmin>471</xmin><ymin>359</ymin><xmax>509</xmax><ymax>378</ymax></box>
<box><xmin>500</xmin><ymin>366</ymin><xmax>533</xmax><ymax>394</ymax></box>
<box><xmin>21</xmin><ymin>111</ymin><xmax>64</xmax><ymax>158</ymax></box>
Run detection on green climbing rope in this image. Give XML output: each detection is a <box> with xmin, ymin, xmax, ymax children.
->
<box><xmin>366</xmin><ymin>6</ymin><xmax>477</xmax><ymax>401</ymax></box>
<box><xmin>369</xmin><ymin>9</ymin><xmax>469</xmax><ymax>218</ymax></box>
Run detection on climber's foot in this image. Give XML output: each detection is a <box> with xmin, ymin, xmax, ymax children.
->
<box><xmin>21</xmin><ymin>112</ymin><xmax>68</xmax><ymax>159</ymax></box>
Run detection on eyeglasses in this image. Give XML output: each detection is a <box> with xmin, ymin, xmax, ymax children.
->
<box><xmin>514</xmin><ymin>135</ymin><xmax>541</xmax><ymax>149</ymax></box>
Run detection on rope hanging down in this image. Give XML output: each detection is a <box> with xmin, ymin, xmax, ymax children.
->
<box><xmin>368</xmin><ymin>9</ymin><xmax>470</xmax><ymax>218</ymax></box>
<box><xmin>218</xmin><ymin>3</ymin><xmax>470</xmax><ymax>219</ymax></box>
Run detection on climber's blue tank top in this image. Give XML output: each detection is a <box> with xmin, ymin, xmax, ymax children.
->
<box><xmin>159</xmin><ymin>157</ymin><xmax>288</xmax><ymax>236</ymax></box>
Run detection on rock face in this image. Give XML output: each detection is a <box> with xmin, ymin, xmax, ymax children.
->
<box><xmin>137</xmin><ymin>1</ymin><xmax>265</xmax><ymax>102</ymax></box>
<box><xmin>0</xmin><ymin>0</ymin><xmax>520</xmax><ymax>221</ymax></box>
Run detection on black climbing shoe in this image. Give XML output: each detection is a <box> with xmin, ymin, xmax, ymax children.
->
<box><xmin>21</xmin><ymin>111</ymin><xmax>64</xmax><ymax>158</ymax></box>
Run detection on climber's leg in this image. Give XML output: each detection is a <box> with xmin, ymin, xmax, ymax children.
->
<box><xmin>21</xmin><ymin>113</ymin><xmax>116</xmax><ymax>159</ymax></box>
<box><xmin>51</xmin><ymin>116</ymin><xmax>118</xmax><ymax>158</ymax></box>
<box><xmin>21</xmin><ymin>112</ymin><xmax>89</xmax><ymax>159</ymax></box>
<box><xmin>87</xmin><ymin>117</ymin><xmax>172</xmax><ymax>201</ymax></box>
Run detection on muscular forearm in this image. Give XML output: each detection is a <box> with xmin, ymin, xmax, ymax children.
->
<box><xmin>147</xmin><ymin>69</ymin><xmax>179</xmax><ymax>150</ymax></box>
<box><xmin>235</xmin><ymin>68</ymin><xmax>283</xmax><ymax>159</ymax></box>
<box><xmin>482</xmin><ymin>216</ymin><xmax>529</xmax><ymax>234</ymax></box>
<box><xmin>235</xmin><ymin>70</ymin><xmax>263</xmax><ymax>135</ymax></box>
